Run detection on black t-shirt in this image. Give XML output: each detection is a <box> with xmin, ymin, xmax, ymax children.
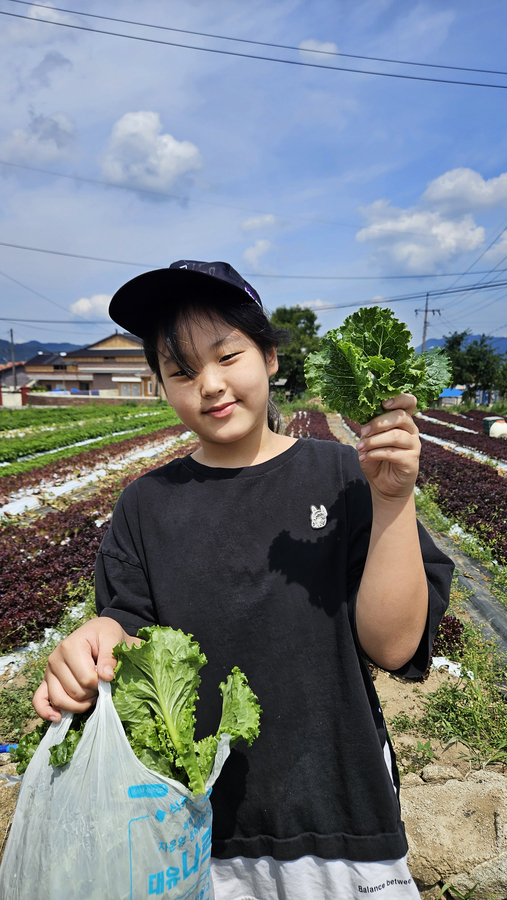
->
<box><xmin>95</xmin><ymin>438</ymin><xmax>453</xmax><ymax>863</ymax></box>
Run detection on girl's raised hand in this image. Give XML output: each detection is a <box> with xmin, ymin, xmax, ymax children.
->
<box><xmin>356</xmin><ymin>393</ymin><xmax>420</xmax><ymax>503</ymax></box>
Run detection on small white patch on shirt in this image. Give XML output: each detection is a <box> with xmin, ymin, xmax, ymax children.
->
<box><xmin>310</xmin><ymin>504</ymin><xmax>328</xmax><ymax>529</ymax></box>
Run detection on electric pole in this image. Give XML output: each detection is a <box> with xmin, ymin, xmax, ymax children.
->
<box><xmin>9</xmin><ymin>328</ymin><xmax>17</xmax><ymax>389</ymax></box>
<box><xmin>415</xmin><ymin>293</ymin><xmax>441</xmax><ymax>351</ymax></box>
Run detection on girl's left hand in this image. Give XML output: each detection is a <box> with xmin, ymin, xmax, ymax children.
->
<box><xmin>356</xmin><ymin>393</ymin><xmax>420</xmax><ymax>503</ymax></box>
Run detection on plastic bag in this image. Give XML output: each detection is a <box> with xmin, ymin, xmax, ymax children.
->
<box><xmin>0</xmin><ymin>680</ymin><xmax>230</xmax><ymax>900</ymax></box>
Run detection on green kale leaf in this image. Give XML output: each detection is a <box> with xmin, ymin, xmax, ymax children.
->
<box><xmin>304</xmin><ymin>306</ymin><xmax>451</xmax><ymax>424</ymax></box>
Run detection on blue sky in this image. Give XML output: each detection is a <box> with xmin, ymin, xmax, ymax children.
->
<box><xmin>1</xmin><ymin>0</ymin><xmax>507</xmax><ymax>351</ymax></box>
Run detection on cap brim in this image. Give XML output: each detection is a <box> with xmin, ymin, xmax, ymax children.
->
<box><xmin>109</xmin><ymin>268</ymin><xmax>249</xmax><ymax>338</ymax></box>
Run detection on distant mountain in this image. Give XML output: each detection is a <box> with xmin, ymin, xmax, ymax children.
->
<box><xmin>0</xmin><ymin>339</ymin><xmax>83</xmax><ymax>363</ymax></box>
<box><xmin>414</xmin><ymin>335</ymin><xmax>507</xmax><ymax>355</ymax></box>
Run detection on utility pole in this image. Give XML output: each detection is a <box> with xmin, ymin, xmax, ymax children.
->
<box><xmin>415</xmin><ymin>293</ymin><xmax>441</xmax><ymax>351</ymax></box>
<box><xmin>9</xmin><ymin>328</ymin><xmax>17</xmax><ymax>389</ymax></box>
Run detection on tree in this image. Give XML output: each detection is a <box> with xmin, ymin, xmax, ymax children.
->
<box><xmin>443</xmin><ymin>330</ymin><xmax>502</xmax><ymax>402</ymax></box>
<box><xmin>494</xmin><ymin>357</ymin><xmax>507</xmax><ymax>400</ymax></box>
<box><xmin>269</xmin><ymin>306</ymin><xmax>321</xmax><ymax>392</ymax></box>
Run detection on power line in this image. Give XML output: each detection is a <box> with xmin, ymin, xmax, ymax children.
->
<box><xmin>11</xmin><ymin>0</ymin><xmax>507</xmax><ymax>80</ymax></box>
<box><xmin>0</xmin><ymin>239</ymin><xmax>153</xmax><ymax>268</ymax></box>
<box><xmin>2</xmin><ymin>9</ymin><xmax>507</xmax><ymax>90</ymax></box>
<box><xmin>0</xmin><ymin>317</ymin><xmax>107</xmax><ymax>323</ymax></box>
<box><xmin>2</xmin><ymin>279</ymin><xmax>507</xmax><ymax>323</ymax></box>
<box><xmin>0</xmin><ymin>267</ymin><xmax>93</xmax><ymax>323</ymax></box>
<box><xmin>3</xmin><ymin>236</ymin><xmax>507</xmax><ymax>282</ymax></box>
<box><xmin>305</xmin><ymin>278</ymin><xmax>507</xmax><ymax>311</ymax></box>
<box><xmin>442</xmin><ymin>214</ymin><xmax>507</xmax><ymax>298</ymax></box>
<box><xmin>0</xmin><ymin>160</ymin><xmax>482</xmax><ymax>242</ymax></box>
<box><xmin>1</xmin><ymin>319</ymin><xmax>103</xmax><ymax>336</ymax></box>
<box><xmin>246</xmin><ymin>269</ymin><xmax>507</xmax><ymax>280</ymax></box>
<box><xmin>0</xmin><ymin>159</ymin><xmax>354</xmax><ymax>229</ymax></box>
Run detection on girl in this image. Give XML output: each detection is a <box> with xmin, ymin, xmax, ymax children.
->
<box><xmin>33</xmin><ymin>260</ymin><xmax>453</xmax><ymax>900</ymax></box>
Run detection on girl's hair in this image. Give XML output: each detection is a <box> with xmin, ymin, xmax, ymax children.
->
<box><xmin>142</xmin><ymin>295</ymin><xmax>287</xmax><ymax>432</ymax></box>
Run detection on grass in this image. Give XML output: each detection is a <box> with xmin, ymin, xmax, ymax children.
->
<box><xmin>0</xmin><ymin>580</ymin><xmax>96</xmax><ymax>744</ymax></box>
<box><xmin>389</xmin><ymin>578</ymin><xmax>507</xmax><ymax>772</ymax></box>
<box><xmin>436</xmin><ymin>885</ymin><xmax>479</xmax><ymax>900</ymax></box>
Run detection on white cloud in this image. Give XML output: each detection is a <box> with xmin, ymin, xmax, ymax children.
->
<box><xmin>483</xmin><ymin>230</ymin><xmax>507</xmax><ymax>264</ymax></box>
<box><xmin>0</xmin><ymin>3</ymin><xmax>81</xmax><ymax>47</ymax></box>
<box><xmin>423</xmin><ymin>168</ymin><xmax>507</xmax><ymax>215</ymax></box>
<box><xmin>242</xmin><ymin>239</ymin><xmax>272</xmax><ymax>269</ymax></box>
<box><xmin>101</xmin><ymin>112</ymin><xmax>202</xmax><ymax>193</ymax></box>
<box><xmin>356</xmin><ymin>199</ymin><xmax>485</xmax><ymax>271</ymax></box>
<box><xmin>298</xmin><ymin>39</ymin><xmax>339</xmax><ymax>61</ymax></box>
<box><xmin>298</xmin><ymin>298</ymin><xmax>328</xmax><ymax>309</ymax></box>
<box><xmin>70</xmin><ymin>294</ymin><xmax>111</xmax><ymax>318</ymax></box>
<box><xmin>0</xmin><ymin>112</ymin><xmax>76</xmax><ymax>165</ymax></box>
<box><xmin>241</xmin><ymin>214</ymin><xmax>276</xmax><ymax>231</ymax></box>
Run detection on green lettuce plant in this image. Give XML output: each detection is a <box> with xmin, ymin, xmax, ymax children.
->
<box><xmin>13</xmin><ymin>626</ymin><xmax>261</xmax><ymax>795</ymax></box>
<box><xmin>112</xmin><ymin>626</ymin><xmax>261</xmax><ymax>794</ymax></box>
<box><xmin>304</xmin><ymin>306</ymin><xmax>451</xmax><ymax>425</ymax></box>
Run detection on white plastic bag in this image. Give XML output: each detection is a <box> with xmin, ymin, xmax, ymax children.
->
<box><xmin>0</xmin><ymin>680</ymin><xmax>230</xmax><ymax>900</ymax></box>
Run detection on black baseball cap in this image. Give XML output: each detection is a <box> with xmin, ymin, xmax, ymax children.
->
<box><xmin>108</xmin><ymin>260</ymin><xmax>262</xmax><ymax>338</ymax></box>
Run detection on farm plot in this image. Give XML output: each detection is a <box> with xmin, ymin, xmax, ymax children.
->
<box><xmin>420</xmin><ymin>408</ymin><xmax>483</xmax><ymax>432</ymax></box>
<box><xmin>0</xmin><ymin>424</ymin><xmax>191</xmax><ymax>512</ymax></box>
<box><xmin>0</xmin><ymin>404</ymin><xmax>198</xmax><ymax>653</ymax></box>
<box><xmin>343</xmin><ymin>412</ymin><xmax>507</xmax><ymax>567</ymax></box>
<box><xmin>0</xmin><ymin>434</ymin><xmax>198</xmax><ymax>653</ymax></box>
<box><xmin>415</xmin><ymin>415</ymin><xmax>507</xmax><ymax>464</ymax></box>
<box><xmin>285</xmin><ymin>408</ymin><xmax>339</xmax><ymax>441</ymax></box>
<box><xmin>0</xmin><ymin>405</ymin><xmax>181</xmax><ymax>479</ymax></box>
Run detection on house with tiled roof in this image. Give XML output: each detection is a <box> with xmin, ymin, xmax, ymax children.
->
<box><xmin>0</xmin><ymin>360</ymin><xmax>32</xmax><ymax>388</ymax></box>
<box><xmin>25</xmin><ymin>333</ymin><xmax>157</xmax><ymax>398</ymax></box>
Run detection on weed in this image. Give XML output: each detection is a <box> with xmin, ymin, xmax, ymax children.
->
<box><xmin>417</xmin><ymin>671</ymin><xmax>507</xmax><ymax>769</ymax></box>
<box><xmin>436</xmin><ymin>883</ymin><xmax>479</xmax><ymax>900</ymax></box>
<box><xmin>414</xmin><ymin>484</ymin><xmax>452</xmax><ymax>532</ymax></box>
<box><xmin>415</xmin><ymin>739</ymin><xmax>435</xmax><ymax>765</ymax></box>
<box><xmin>390</xmin><ymin>712</ymin><xmax>413</xmax><ymax>733</ymax></box>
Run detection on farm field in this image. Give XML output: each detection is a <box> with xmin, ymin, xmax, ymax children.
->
<box><xmin>0</xmin><ymin>403</ymin><xmax>183</xmax><ymax>480</ymax></box>
<box><xmin>2</xmin><ymin>403</ymin><xmax>507</xmax><ymax>658</ymax></box>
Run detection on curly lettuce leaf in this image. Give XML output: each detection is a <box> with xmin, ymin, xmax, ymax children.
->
<box><xmin>304</xmin><ymin>306</ymin><xmax>451</xmax><ymax>424</ymax></box>
<box><xmin>415</xmin><ymin>346</ymin><xmax>453</xmax><ymax>410</ymax></box>
<box><xmin>217</xmin><ymin>667</ymin><xmax>261</xmax><ymax>748</ymax></box>
<box><xmin>112</xmin><ymin>627</ymin><xmax>261</xmax><ymax>794</ymax></box>
<box><xmin>112</xmin><ymin>626</ymin><xmax>207</xmax><ymax>794</ymax></box>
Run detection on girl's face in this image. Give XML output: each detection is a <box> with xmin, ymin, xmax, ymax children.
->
<box><xmin>157</xmin><ymin>313</ymin><xmax>278</xmax><ymax>452</ymax></box>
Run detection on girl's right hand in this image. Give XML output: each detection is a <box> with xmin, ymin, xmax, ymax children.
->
<box><xmin>32</xmin><ymin>616</ymin><xmax>138</xmax><ymax>722</ymax></box>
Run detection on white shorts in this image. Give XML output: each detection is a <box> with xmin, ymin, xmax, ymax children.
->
<box><xmin>210</xmin><ymin>854</ymin><xmax>421</xmax><ymax>900</ymax></box>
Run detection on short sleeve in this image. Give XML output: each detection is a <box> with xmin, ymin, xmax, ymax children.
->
<box><xmin>95</xmin><ymin>484</ymin><xmax>158</xmax><ymax>636</ymax></box>
<box><xmin>343</xmin><ymin>450</ymin><xmax>454</xmax><ymax>678</ymax></box>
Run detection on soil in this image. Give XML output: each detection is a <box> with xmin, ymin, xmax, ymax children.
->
<box><xmin>374</xmin><ymin>667</ymin><xmax>483</xmax><ymax>778</ymax></box>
